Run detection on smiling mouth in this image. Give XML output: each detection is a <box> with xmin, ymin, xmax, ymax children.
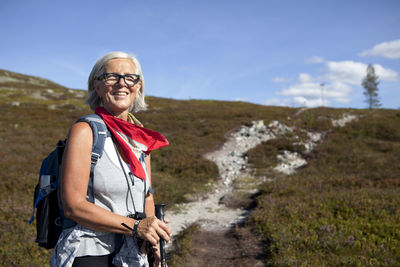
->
<box><xmin>112</xmin><ymin>91</ymin><xmax>129</xmax><ymax>96</ymax></box>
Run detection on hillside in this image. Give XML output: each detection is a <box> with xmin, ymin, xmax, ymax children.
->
<box><xmin>0</xmin><ymin>69</ymin><xmax>399</xmax><ymax>266</ymax></box>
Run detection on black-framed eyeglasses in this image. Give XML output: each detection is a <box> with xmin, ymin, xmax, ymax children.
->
<box><xmin>98</xmin><ymin>73</ymin><xmax>141</xmax><ymax>86</ymax></box>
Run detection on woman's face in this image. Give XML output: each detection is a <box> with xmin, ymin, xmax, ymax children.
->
<box><xmin>95</xmin><ymin>58</ymin><xmax>141</xmax><ymax>118</ymax></box>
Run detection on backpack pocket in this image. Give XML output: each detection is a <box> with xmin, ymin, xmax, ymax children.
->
<box><xmin>34</xmin><ymin>175</ymin><xmax>62</xmax><ymax>249</ymax></box>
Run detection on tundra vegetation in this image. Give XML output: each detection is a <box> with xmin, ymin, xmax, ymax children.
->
<box><xmin>0</xmin><ymin>69</ymin><xmax>399</xmax><ymax>266</ymax></box>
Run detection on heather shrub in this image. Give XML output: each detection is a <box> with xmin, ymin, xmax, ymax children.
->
<box><xmin>248</xmin><ymin>108</ymin><xmax>400</xmax><ymax>266</ymax></box>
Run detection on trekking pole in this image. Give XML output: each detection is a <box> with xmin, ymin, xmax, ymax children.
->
<box><xmin>155</xmin><ymin>204</ymin><xmax>166</xmax><ymax>267</ymax></box>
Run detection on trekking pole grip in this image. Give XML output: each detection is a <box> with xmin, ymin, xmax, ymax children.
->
<box><xmin>155</xmin><ymin>203</ymin><xmax>166</xmax><ymax>267</ymax></box>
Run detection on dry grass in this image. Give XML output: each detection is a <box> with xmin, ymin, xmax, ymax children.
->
<box><xmin>248</xmin><ymin>109</ymin><xmax>400</xmax><ymax>266</ymax></box>
<box><xmin>1</xmin><ymin>69</ymin><xmax>399</xmax><ymax>266</ymax></box>
<box><xmin>0</xmin><ymin>70</ymin><xmax>294</xmax><ymax>265</ymax></box>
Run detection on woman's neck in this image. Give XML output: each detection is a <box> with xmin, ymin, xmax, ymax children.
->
<box><xmin>103</xmin><ymin>107</ymin><xmax>129</xmax><ymax>121</ymax></box>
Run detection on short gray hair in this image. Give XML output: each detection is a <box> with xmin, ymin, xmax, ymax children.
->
<box><xmin>85</xmin><ymin>51</ymin><xmax>147</xmax><ymax>113</ymax></box>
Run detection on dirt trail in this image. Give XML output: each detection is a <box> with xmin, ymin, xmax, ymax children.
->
<box><xmin>183</xmin><ymin>227</ymin><xmax>265</xmax><ymax>267</ymax></box>
<box><xmin>165</xmin><ymin>113</ymin><xmax>358</xmax><ymax>265</ymax></box>
<box><xmin>166</xmin><ymin>120</ymin><xmax>292</xmax><ymax>240</ymax></box>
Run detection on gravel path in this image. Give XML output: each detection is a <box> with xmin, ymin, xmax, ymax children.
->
<box><xmin>166</xmin><ymin>113</ymin><xmax>358</xmax><ymax>246</ymax></box>
<box><xmin>165</xmin><ymin>120</ymin><xmax>293</xmax><ymax>242</ymax></box>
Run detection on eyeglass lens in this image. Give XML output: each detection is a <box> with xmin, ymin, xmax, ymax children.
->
<box><xmin>103</xmin><ymin>73</ymin><xmax>140</xmax><ymax>86</ymax></box>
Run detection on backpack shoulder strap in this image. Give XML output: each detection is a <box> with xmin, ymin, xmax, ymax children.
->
<box><xmin>76</xmin><ymin>114</ymin><xmax>111</xmax><ymax>166</ymax></box>
<box><xmin>75</xmin><ymin>114</ymin><xmax>110</xmax><ymax>203</ymax></box>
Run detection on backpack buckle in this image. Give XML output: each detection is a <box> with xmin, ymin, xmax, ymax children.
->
<box><xmin>91</xmin><ymin>152</ymin><xmax>100</xmax><ymax>164</ymax></box>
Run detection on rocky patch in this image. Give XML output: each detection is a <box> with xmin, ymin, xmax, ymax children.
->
<box><xmin>166</xmin><ymin>113</ymin><xmax>358</xmax><ymax>251</ymax></box>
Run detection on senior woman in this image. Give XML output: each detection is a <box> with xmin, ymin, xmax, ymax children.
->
<box><xmin>50</xmin><ymin>51</ymin><xmax>171</xmax><ymax>267</ymax></box>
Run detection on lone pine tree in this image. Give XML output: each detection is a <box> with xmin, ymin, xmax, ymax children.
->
<box><xmin>362</xmin><ymin>64</ymin><xmax>381</xmax><ymax>109</ymax></box>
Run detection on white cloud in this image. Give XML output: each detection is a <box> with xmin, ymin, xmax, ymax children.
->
<box><xmin>278</xmin><ymin>74</ymin><xmax>336</xmax><ymax>107</ymax></box>
<box><xmin>323</xmin><ymin>61</ymin><xmax>367</xmax><ymax>85</ymax></box>
<box><xmin>292</xmin><ymin>96</ymin><xmax>324</xmax><ymax>107</ymax></box>
<box><xmin>305</xmin><ymin>56</ymin><xmax>324</xmax><ymax>64</ymax></box>
<box><xmin>372</xmin><ymin>64</ymin><xmax>399</xmax><ymax>81</ymax></box>
<box><xmin>326</xmin><ymin>82</ymin><xmax>353</xmax><ymax>103</ymax></box>
<box><xmin>281</xmin><ymin>81</ymin><xmax>321</xmax><ymax>98</ymax></box>
<box><xmin>279</xmin><ymin>62</ymin><xmax>367</xmax><ymax>107</ymax></box>
<box><xmin>298</xmin><ymin>73</ymin><xmax>312</xmax><ymax>83</ymax></box>
<box><xmin>271</xmin><ymin>59</ymin><xmax>399</xmax><ymax>108</ymax></box>
<box><xmin>359</xmin><ymin>39</ymin><xmax>400</xmax><ymax>59</ymax></box>
<box><xmin>323</xmin><ymin>60</ymin><xmax>398</xmax><ymax>84</ymax></box>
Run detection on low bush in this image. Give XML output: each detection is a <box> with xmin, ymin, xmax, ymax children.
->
<box><xmin>248</xmin><ymin>109</ymin><xmax>400</xmax><ymax>265</ymax></box>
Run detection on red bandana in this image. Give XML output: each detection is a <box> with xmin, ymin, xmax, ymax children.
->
<box><xmin>95</xmin><ymin>107</ymin><xmax>169</xmax><ymax>180</ymax></box>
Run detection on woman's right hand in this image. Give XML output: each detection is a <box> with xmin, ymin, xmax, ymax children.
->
<box><xmin>136</xmin><ymin>216</ymin><xmax>171</xmax><ymax>246</ymax></box>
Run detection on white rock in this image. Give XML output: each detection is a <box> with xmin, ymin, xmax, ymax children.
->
<box><xmin>332</xmin><ymin>114</ymin><xmax>358</xmax><ymax>127</ymax></box>
<box><xmin>274</xmin><ymin>150</ymin><xmax>307</xmax><ymax>175</ymax></box>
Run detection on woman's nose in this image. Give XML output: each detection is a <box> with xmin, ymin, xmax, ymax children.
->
<box><xmin>117</xmin><ymin>76</ymin><xmax>127</xmax><ymax>86</ymax></box>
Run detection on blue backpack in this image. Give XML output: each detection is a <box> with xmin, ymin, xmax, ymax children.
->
<box><xmin>29</xmin><ymin>114</ymin><xmax>110</xmax><ymax>249</ymax></box>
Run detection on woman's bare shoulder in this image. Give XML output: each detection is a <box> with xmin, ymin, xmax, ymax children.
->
<box><xmin>67</xmin><ymin>121</ymin><xmax>93</xmax><ymax>147</ymax></box>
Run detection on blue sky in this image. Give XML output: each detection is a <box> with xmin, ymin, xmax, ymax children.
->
<box><xmin>1</xmin><ymin>0</ymin><xmax>399</xmax><ymax>109</ymax></box>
